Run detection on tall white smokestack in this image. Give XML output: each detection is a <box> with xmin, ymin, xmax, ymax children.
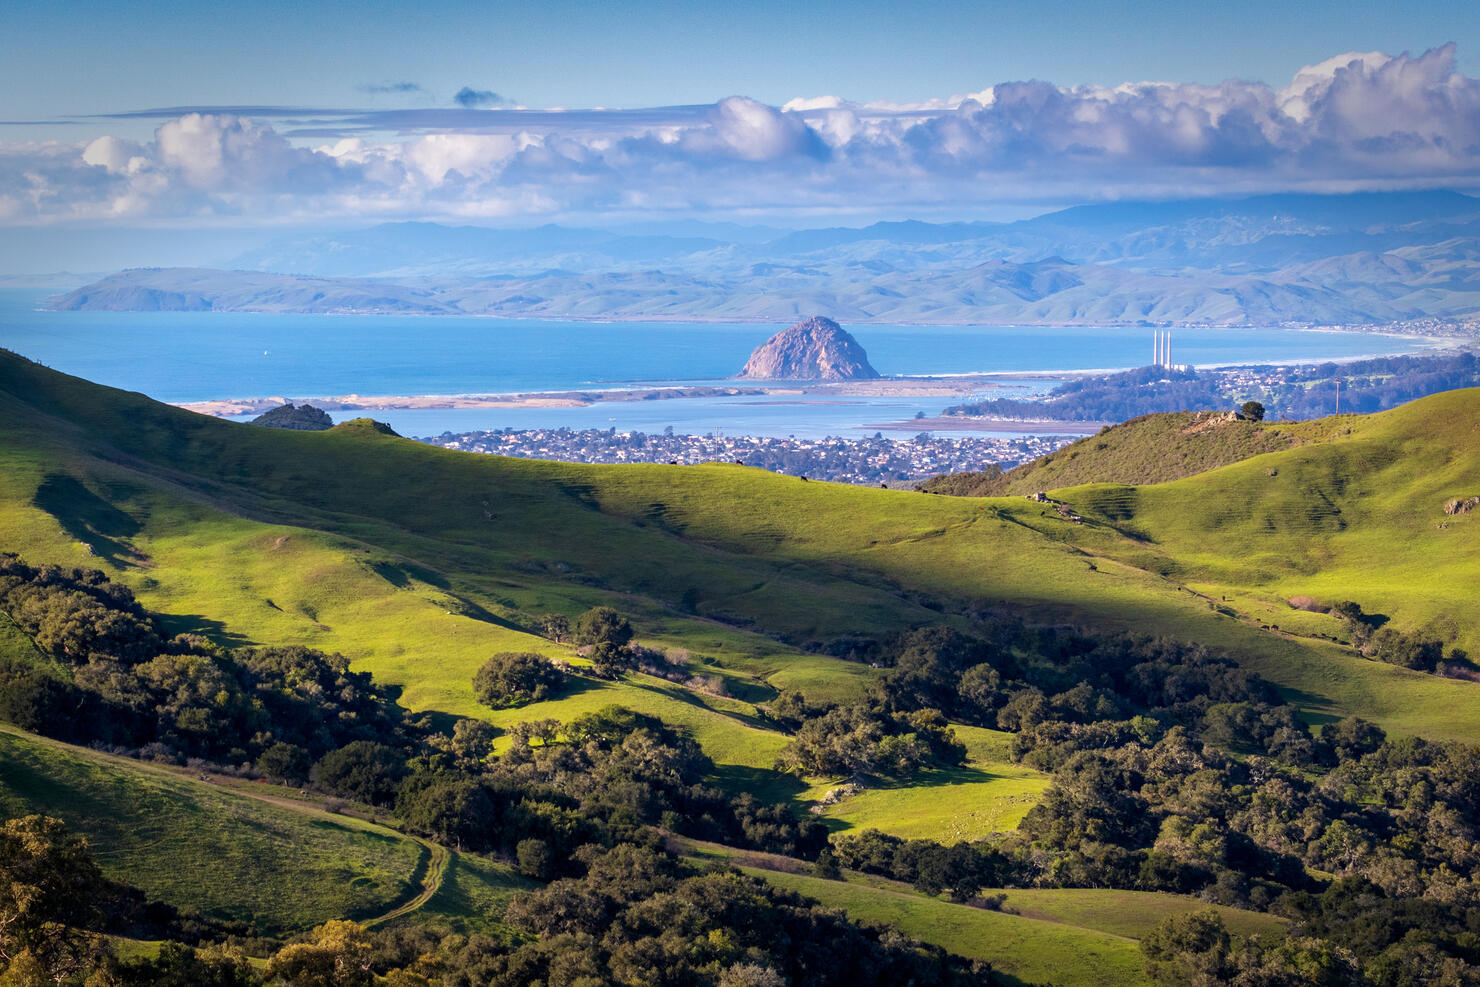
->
<box><xmin>1166</xmin><ymin>331</ymin><xmax>1171</xmax><ymax>369</ymax></box>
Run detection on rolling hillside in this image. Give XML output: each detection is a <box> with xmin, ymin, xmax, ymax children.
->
<box><xmin>0</xmin><ymin>725</ymin><xmax>427</xmax><ymax>934</ymax></box>
<box><xmin>1</xmin><ymin>348</ymin><xmax>1478</xmax><ymax>752</ymax></box>
<box><xmin>4</xmin><ymin>349</ymin><xmax>1480</xmax><ymax>981</ymax></box>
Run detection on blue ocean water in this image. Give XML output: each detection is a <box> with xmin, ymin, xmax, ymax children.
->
<box><xmin>0</xmin><ymin>289</ymin><xmax>1436</xmax><ymax>439</ymax></box>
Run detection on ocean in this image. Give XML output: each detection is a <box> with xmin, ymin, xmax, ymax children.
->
<box><xmin>0</xmin><ymin>290</ymin><xmax>1437</xmax><ymax>439</ymax></box>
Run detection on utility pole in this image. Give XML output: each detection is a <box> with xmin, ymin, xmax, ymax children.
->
<box><xmin>1335</xmin><ymin>377</ymin><xmax>1342</xmax><ymax>415</ymax></box>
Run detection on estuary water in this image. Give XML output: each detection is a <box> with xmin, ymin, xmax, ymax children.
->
<box><xmin>0</xmin><ymin>289</ymin><xmax>1435</xmax><ymax>439</ymax></box>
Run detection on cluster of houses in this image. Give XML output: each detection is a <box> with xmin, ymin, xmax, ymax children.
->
<box><xmin>418</xmin><ymin>426</ymin><xmax>1076</xmax><ymax>485</ymax></box>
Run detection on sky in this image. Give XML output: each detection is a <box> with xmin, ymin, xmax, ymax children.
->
<box><xmin>2</xmin><ymin>0</ymin><xmax>1480</xmax><ymax>270</ymax></box>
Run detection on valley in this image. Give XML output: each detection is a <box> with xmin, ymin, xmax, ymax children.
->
<box><xmin>2</xmin><ymin>347</ymin><xmax>1480</xmax><ymax>982</ymax></box>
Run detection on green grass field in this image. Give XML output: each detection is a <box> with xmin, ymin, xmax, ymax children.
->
<box><xmin>2</xmin><ymin>350</ymin><xmax>1480</xmax><ymax>867</ymax></box>
<box><xmin>0</xmin><ymin>725</ymin><xmax>426</xmax><ymax>934</ymax></box>
<box><xmin>748</xmin><ymin>870</ymin><xmax>1289</xmax><ymax>986</ymax></box>
<box><xmin>7</xmin><ymin>351</ymin><xmax>1480</xmax><ymax>975</ymax></box>
<box><xmin>0</xmin><ymin>609</ymin><xmax>53</xmax><ymax>669</ymax></box>
<box><xmin>923</xmin><ymin>410</ymin><xmax>1327</xmax><ymax>496</ymax></box>
<box><xmin>989</xmin><ymin>886</ymin><xmax>1286</xmax><ymax>942</ymax></box>
<box><xmin>676</xmin><ymin>832</ymin><xmax>1285</xmax><ymax>986</ymax></box>
<box><xmin>382</xmin><ymin>849</ymin><xmax>533</xmax><ymax>940</ymax></box>
<box><xmin>749</xmin><ymin>868</ymin><xmax>1151</xmax><ymax>986</ymax></box>
<box><xmin>803</xmin><ymin>727</ymin><xmax>1049</xmax><ymax>841</ymax></box>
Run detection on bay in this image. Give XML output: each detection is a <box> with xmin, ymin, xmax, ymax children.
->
<box><xmin>0</xmin><ymin>289</ymin><xmax>1437</xmax><ymax>439</ymax></box>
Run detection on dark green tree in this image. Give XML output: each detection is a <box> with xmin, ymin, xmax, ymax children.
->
<box><xmin>311</xmin><ymin>741</ymin><xmax>408</xmax><ymax>807</ymax></box>
<box><xmin>256</xmin><ymin>742</ymin><xmax>311</xmax><ymax>783</ymax></box>
<box><xmin>472</xmin><ymin>652</ymin><xmax>564</xmax><ymax>708</ymax></box>
<box><xmin>589</xmin><ymin>642</ymin><xmax>636</xmax><ymax>679</ymax></box>
<box><xmin>573</xmin><ymin>607</ymin><xmax>633</xmax><ymax>648</ymax></box>
<box><xmin>516</xmin><ymin>838</ymin><xmax>553</xmax><ymax>880</ymax></box>
<box><xmin>812</xmin><ymin>846</ymin><xmax>842</xmax><ymax>880</ymax></box>
<box><xmin>537</xmin><ymin>613</ymin><xmax>570</xmax><ymax>643</ymax></box>
<box><xmin>1141</xmin><ymin>909</ymin><xmax>1233</xmax><ymax>985</ymax></box>
<box><xmin>1240</xmin><ymin>401</ymin><xmax>1266</xmax><ymax>421</ymax></box>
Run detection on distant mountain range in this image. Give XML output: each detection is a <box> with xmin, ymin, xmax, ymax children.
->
<box><xmin>50</xmin><ymin>191</ymin><xmax>1480</xmax><ymax>326</ymax></box>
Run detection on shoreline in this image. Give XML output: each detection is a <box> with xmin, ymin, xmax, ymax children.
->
<box><xmin>174</xmin><ymin>335</ymin><xmax>1472</xmax><ymax>419</ymax></box>
<box><xmin>174</xmin><ymin>375</ymin><xmax>1037</xmax><ymax>418</ymax></box>
<box><xmin>870</xmin><ymin>417</ymin><xmax>1110</xmax><ymax>435</ymax></box>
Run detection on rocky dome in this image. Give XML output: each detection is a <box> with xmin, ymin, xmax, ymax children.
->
<box><xmin>737</xmin><ymin>316</ymin><xmax>880</xmax><ymax>380</ymax></box>
<box><xmin>250</xmin><ymin>403</ymin><xmax>333</xmax><ymax>430</ymax></box>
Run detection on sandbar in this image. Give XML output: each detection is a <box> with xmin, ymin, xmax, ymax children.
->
<box><xmin>175</xmin><ymin>375</ymin><xmax>1048</xmax><ymax>418</ymax></box>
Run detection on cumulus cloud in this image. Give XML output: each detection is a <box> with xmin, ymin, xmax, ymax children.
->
<box><xmin>4</xmin><ymin>46</ymin><xmax>1479</xmax><ymax>226</ymax></box>
<box><xmin>454</xmin><ymin>87</ymin><xmax>502</xmax><ymax>109</ymax></box>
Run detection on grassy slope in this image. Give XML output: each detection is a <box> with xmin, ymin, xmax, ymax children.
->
<box><xmin>1</xmin><ymin>352</ymin><xmax>1479</xmax><ymax>754</ymax></box>
<box><xmin>759</xmin><ymin>870</ymin><xmax>1291</xmax><ymax>987</ymax></box>
<box><xmin>0</xmin><ymin>610</ymin><xmax>53</xmax><ymax>669</ymax></box>
<box><xmin>747</xmin><ymin>870</ymin><xmax>1156</xmax><ymax>987</ymax></box>
<box><xmin>383</xmin><ymin>850</ymin><xmax>533</xmax><ymax>941</ymax></box>
<box><xmin>683</xmin><ymin>834</ymin><xmax>1285</xmax><ymax>987</ymax></box>
<box><xmin>803</xmin><ymin>728</ymin><xmax>1048</xmax><ymax>842</ymax></box>
<box><xmin>0</xmin><ymin>726</ymin><xmax>426</xmax><ymax>934</ymax></box>
<box><xmin>1050</xmin><ymin>393</ymin><xmax>1480</xmax><ymax>738</ymax></box>
<box><xmin>923</xmin><ymin>411</ymin><xmax>1321</xmax><ymax>496</ymax></box>
<box><xmin>992</xmin><ymin>886</ymin><xmax>1286</xmax><ymax>942</ymax></box>
<box><xmin>5</xmin><ymin>353</ymin><xmax>1472</xmax><ymax>968</ymax></box>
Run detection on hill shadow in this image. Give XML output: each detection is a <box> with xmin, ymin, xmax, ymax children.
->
<box><xmin>1276</xmin><ymin>683</ymin><xmax>1342</xmax><ymax>728</ymax></box>
<box><xmin>634</xmin><ymin>676</ymin><xmax>774</xmax><ymax>732</ymax></box>
<box><xmin>150</xmin><ymin>612</ymin><xmax>253</xmax><ymax>650</ymax></box>
<box><xmin>442</xmin><ymin>593</ymin><xmax>532</xmax><ymax>635</ymax></box>
<box><xmin>32</xmin><ymin>474</ymin><xmax>144</xmax><ymax>566</ymax></box>
<box><xmin>370</xmin><ymin>560</ymin><xmax>451</xmax><ymax>590</ymax></box>
<box><xmin>708</xmin><ymin>763</ymin><xmax>807</xmax><ymax>804</ymax></box>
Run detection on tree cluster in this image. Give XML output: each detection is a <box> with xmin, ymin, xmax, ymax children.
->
<box><xmin>1329</xmin><ymin>600</ymin><xmax>1456</xmax><ymax>673</ymax></box>
<box><xmin>795</xmin><ymin>620</ymin><xmax>1480</xmax><ymax>980</ymax></box>
<box><xmin>0</xmin><ymin>816</ymin><xmax>985</xmax><ymax>987</ymax></box>
<box><xmin>0</xmin><ymin>555</ymin><xmax>409</xmax><ymax>772</ymax></box>
<box><xmin>771</xmin><ymin>696</ymin><xmax>966</xmax><ymax>779</ymax></box>
<box><xmin>1266</xmin><ymin>351</ymin><xmax>1480</xmax><ymax>419</ymax></box>
<box><xmin>396</xmin><ymin>705</ymin><xmax>828</xmax><ymax>864</ymax></box>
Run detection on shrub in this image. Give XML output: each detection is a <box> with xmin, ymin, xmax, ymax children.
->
<box><xmin>573</xmin><ymin>607</ymin><xmax>633</xmax><ymax>648</ymax></box>
<box><xmin>311</xmin><ymin>741</ymin><xmax>407</xmax><ymax>807</ymax></box>
<box><xmin>472</xmin><ymin>652</ymin><xmax>564</xmax><ymax>708</ymax></box>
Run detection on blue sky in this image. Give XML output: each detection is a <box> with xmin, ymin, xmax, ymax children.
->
<box><xmin>1</xmin><ymin>0</ymin><xmax>1478</xmax><ymax>271</ymax></box>
<box><xmin>7</xmin><ymin>0</ymin><xmax>1477</xmax><ymax>128</ymax></box>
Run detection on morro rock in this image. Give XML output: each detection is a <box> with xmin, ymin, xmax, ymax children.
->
<box><xmin>737</xmin><ymin>316</ymin><xmax>880</xmax><ymax>380</ymax></box>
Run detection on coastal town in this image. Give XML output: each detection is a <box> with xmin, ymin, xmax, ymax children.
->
<box><xmin>415</xmin><ymin>426</ymin><xmax>1078</xmax><ymax>485</ymax></box>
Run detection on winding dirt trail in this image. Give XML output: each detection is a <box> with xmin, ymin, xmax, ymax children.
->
<box><xmin>0</xmin><ymin>726</ymin><xmax>455</xmax><ymax>929</ymax></box>
<box><xmin>363</xmin><ymin>839</ymin><xmax>449</xmax><ymax>927</ymax></box>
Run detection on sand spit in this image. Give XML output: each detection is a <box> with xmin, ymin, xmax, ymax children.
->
<box><xmin>175</xmin><ymin>375</ymin><xmax>1042</xmax><ymax>419</ymax></box>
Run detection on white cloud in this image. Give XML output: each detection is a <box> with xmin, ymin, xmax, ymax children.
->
<box><xmin>2</xmin><ymin>46</ymin><xmax>1478</xmax><ymax>227</ymax></box>
<box><xmin>403</xmin><ymin>133</ymin><xmax>522</xmax><ymax>183</ymax></box>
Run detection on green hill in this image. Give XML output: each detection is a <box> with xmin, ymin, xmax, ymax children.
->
<box><xmin>748</xmin><ymin>870</ymin><xmax>1291</xmax><ymax>987</ymax></box>
<box><xmin>5</xmin><ymin>350</ymin><xmax>1480</xmax><ymax>982</ymax></box>
<box><xmin>0</xmin><ymin>725</ymin><xmax>427</xmax><ymax>934</ymax></box>
<box><xmin>679</xmin><ymin>836</ymin><xmax>1287</xmax><ymax>987</ymax></box>
<box><xmin>1</xmin><ymin>348</ymin><xmax>1479</xmax><ymax>750</ymax></box>
<box><xmin>920</xmin><ymin>410</ymin><xmax>1334</xmax><ymax>496</ymax></box>
<box><xmin>0</xmin><ymin>721</ymin><xmax>531</xmax><ymax>944</ymax></box>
